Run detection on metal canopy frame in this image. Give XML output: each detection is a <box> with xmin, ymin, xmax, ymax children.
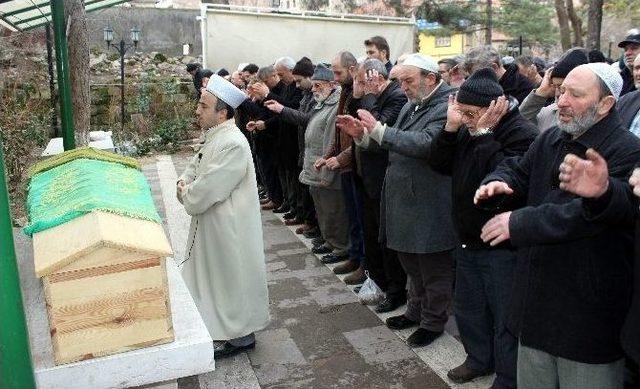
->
<box><xmin>0</xmin><ymin>0</ymin><xmax>129</xmax><ymax>31</ymax></box>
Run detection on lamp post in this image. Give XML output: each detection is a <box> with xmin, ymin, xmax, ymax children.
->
<box><xmin>608</xmin><ymin>35</ymin><xmax>616</xmax><ymax>60</ymax></box>
<box><xmin>104</xmin><ymin>26</ymin><xmax>140</xmax><ymax>133</ymax></box>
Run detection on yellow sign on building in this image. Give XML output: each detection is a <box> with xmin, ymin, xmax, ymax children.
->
<box><xmin>419</xmin><ymin>33</ymin><xmax>465</xmax><ymax>60</ymax></box>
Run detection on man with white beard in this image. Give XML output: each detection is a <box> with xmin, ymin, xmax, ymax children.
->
<box><xmin>474</xmin><ymin>63</ymin><xmax>640</xmax><ymax>388</ymax></box>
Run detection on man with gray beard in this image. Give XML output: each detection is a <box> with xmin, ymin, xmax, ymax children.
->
<box><xmin>338</xmin><ymin>53</ymin><xmax>457</xmax><ymax>348</ymax></box>
<box><xmin>474</xmin><ymin>63</ymin><xmax>640</xmax><ymax>388</ymax></box>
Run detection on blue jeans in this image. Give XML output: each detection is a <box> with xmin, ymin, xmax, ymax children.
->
<box><xmin>340</xmin><ymin>171</ymin><xmax>364</xmax><ymax>263</ymax></box>
<box><xmin>454</xmin><ymin>247</ymin><xmax>518</xmax><ymax>389</ymax></box>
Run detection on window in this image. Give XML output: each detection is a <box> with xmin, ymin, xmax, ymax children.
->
<box><xmin>435</xmin><ymin>36</ymin><xmax>452</xmax><ymax>47</ymax></box>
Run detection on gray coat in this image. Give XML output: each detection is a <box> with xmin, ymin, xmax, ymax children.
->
<box><xmin>379</xmin><ymin>83</ymin><xmax>457</xmax><ymax>254</ymax></box>
<box><xmin>299</xmin><ymin>87</ymin><xmax>342</xmax><ymax>190</ymax></box>
<box><xmin>520</xmin><ymin>90</ymin><xmax>556</xmax><ymax>133</ymax></box>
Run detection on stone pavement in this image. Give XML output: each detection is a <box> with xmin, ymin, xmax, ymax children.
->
<box><xmin>142</xmin><ymin>154</ymin><xmax>494</xmax><ymax>389</ymax></box>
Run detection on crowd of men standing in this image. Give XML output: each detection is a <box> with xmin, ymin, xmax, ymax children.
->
<box><xmin>186</xmin><ymin>30</ymin><xmax>640</xmax><ymax>389</ymax></box>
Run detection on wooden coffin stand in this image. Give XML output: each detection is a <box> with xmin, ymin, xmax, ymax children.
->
<box><xmin>32</xmin><ymin>211</ymin><xmax>175</xmax><ymax>365</ymax></box>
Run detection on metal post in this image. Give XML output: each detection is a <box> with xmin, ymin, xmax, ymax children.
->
<box><xmin>120</xmin><ymin>39</ymin><xmax>125</xmax><ymax>134</ymax></box>
<box><xmin>50</xmin><ymin>0</ymin><xmax>75</xmax><ymax>150</ymax></box>
<box><xmin>519</xmin><ymin>36</ymin><xmax>523</xmax><ymax>56</ymax></box>
<box><xmin>0</xmin><ymin>140</ymin><xmax>37</xmax><ymax>389</ymax></box>
<box><xmin>45</xmin><ymin>24</ymin><xmax>59</xmax><ymax>138</ymax></box>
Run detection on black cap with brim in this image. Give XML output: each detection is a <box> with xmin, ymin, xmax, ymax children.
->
<box><xmin>618</xmin><ymin>34</ymin><xmax>640</xmax><ymax>48</ymax></box>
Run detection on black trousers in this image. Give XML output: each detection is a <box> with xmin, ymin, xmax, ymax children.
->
<box><xmin>300</xmin><ymin>182</ymin><xmax>317</xmax><ymax>226</ymax></box>
<box><xmin>357</xmin><ymin>179</ymin><xmax>406</xmax><ymax>300</ymax></box>
<box><xmin>256</xmin><ymin>143</ymin><xmax>282</xmax><ymax>204</ymax></box>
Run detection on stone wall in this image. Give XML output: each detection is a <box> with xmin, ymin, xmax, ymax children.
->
<box><xmin>86</xmin><ymin>7</ymin><xmax>202</xmax><ymax>57</ymax></box>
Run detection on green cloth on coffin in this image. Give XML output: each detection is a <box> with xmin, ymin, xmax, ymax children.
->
<box><xmin>24</xmin><ymin>158</ymin><xmax>161</xmax><ymax>236</ymax></box>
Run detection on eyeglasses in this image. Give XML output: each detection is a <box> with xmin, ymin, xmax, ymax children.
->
<box><xmin>455</xmin><ymin>108</ymin><xmax>481</xmax><ymax>119</ymax></box>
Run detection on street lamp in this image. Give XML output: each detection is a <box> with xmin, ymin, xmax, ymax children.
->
<box><xmin>103</xmin><ymin>25</ymin><xmax>141</xmax><ymax>133</ymax></box>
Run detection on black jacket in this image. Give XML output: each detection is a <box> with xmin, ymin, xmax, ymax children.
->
<box><xmin>500</xmin><ymin>63</ymin><xmax>536</xmax><ymax>104</ymax></box>
<box><xmin>280</xmin><ymin>90</ymin><xmax>315</xmax><ymax>167</ymax></box>
<box><xmin>430</xmin><ymin>98</ymin><xmax>538</xmax><ymax>249</ymax></box>
<box><xmin>580</xmin><ymin>174</ymin><xmax>640</xmax><ymax>365</ymax></box>
<box><xmin>353</xmin><ymin>81</ymin><xmax>407</xmax><ymax>199</ymax></box>
<box><xmin>482</xmin><ymin>110</ymin><xmax>640</xmax><ymax>363</ymax></box>
<box><xmin>617</xmin><ymin>89</ymin><xmax>640</xmax><ymax>129</ymax></box>
<box><xmin>266</xmin><ymin>81</ymin><xmax>303</xmax><ymax>167</ymax></box>
<box><xmin>617</xmin><ymin>59</ymin><xmax>637</xmax><ymax>97</ymax></box>
<box><xmin>238</xmin><ymin>82</ymin><xmax>287</xmax><ymax>151</ymax></box>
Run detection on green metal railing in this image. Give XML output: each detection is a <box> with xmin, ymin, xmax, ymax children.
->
<box><xmin>50</xmin><ymin>0</ymin><xmax>75</xmax><ymax>151</ymax></box>
<box><xmin>1</xmin><ymin>0</ymin><xmax>75</xmax><ymax>386</ymax></box>
<box><xmin>0</xmin><ymin>140</ymin><xmax>37</xmax><ymax>389</ymax></box>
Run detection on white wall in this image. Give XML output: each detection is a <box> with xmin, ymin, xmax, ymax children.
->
<box><xmin>203</xmin><ymin>8</ymin><xmax>415</xmax><ymax>71</ymax></box>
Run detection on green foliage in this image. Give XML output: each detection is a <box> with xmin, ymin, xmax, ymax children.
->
<box><xmin>415</xmin><ymin>0</ymin><xmax>557</xmax><ymax>46</ymax></box>
<box><xmin>0</xmin><ymin>87</ymin><xmax>51</xmax><ymax>218</ymax></box>
<box><xmin>495</xmin><ymin>0</ymin><xmax>558</xmax><ymax>47</ymax></box>
<box><xmin>605</xmin><ymin>0</ymin><xmax>640</xmax><ymax>15</ymax></box>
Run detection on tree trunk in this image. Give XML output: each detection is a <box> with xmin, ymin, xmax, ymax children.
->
<box><xmin>485</xmin><ymin>0</ymin><xmax>493</xmax><ymax>45</ymax></box>
<box><xmin>64</xmin><ymin>0</ymin><xmax>90</xmax><ymax>146</ymax></box>
<box><xmin>586</xmin><ymin>0</ymin><xmax>604</xmax><ymax>50</ymax></box>
<box><xmin>565</xmin><ymin>0</ymin><xmax>583</xmax><ymax>47</ymax></box>
<box><xmin>554</xmin><ymin>0</ymin><xmax>572</xmax><ymax>51</ymax></box>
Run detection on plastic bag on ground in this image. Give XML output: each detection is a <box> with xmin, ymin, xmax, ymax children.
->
<box><xmin>358</xmin><ymin>271</ymin><xmax>384</xmax><ymax>305</ymax></box>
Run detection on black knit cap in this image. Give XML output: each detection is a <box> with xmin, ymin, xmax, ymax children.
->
<box><xmin>292</xmin><ymin>57</ymin><xmax>314</xmax><ymax>77</ymax></box>
<box><xmin>456</xmin><ymin>67</ymin><xmax>504</xmax><ymax>107</ymax></box>
<box><xmin>551</xmin><ymin>49</ymin><xmax>589</xmax><ymax>79</ymax></box>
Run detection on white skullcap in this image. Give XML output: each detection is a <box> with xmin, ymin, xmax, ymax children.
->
<box><xmin>205</xmin><ymin>75</ymin><xmax>247</xmax><ymax>109</ymax></box>
<box><xmin>402</xmin><ymin>53</ymin><xmax>439</xmax><ymax>73</ymax></box>
<box><xmin>582</xmin><ymin>62</ymin><xmax>624</xmax><ymax>100</ymax></box>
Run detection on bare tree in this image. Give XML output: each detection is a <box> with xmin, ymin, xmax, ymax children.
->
<box><xmin>565</xmin><ymin>0</ymin><xmax>583</xmax><ymax>46</ymax></box>
<box><xmin>586</xmin><ymin>0</ymin><xmax>604</xmax><ymax>49</ymax></box>
<box><xmin>64</xmin><ymin>0</ymin><xmax>90</xmax><ymax>146</ymax></box>
<box><xmin>554</xmin><ymin>0</ymin><xmax>572</xmax><ymax>50</ymax></box>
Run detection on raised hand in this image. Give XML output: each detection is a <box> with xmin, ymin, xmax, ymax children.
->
<box><xmin>445</xmin><ymin>94</ymin><xmax>463</xmax><ymax>132</ymax></box>
<box><xmin>356</xmin><ymin>109</ymin><xmax>378</xmax><ymax>134</ymax></box>
<box><xmin>474</xmin><ymin>181</ymin><xmax>514</xmax><ymax>205</ymax></box>
<box><xmin>535</xmin><ymin>67</ymin><xmax>555</xmax><ymax>98</ymax></box>
<box><xmin>559</xmin><ymin>148</ymin><xmax>609</xmax><ymax>198</ymax></box>
<box><xmin>476</xmin><ymin>96</ymin><xmax>508</xmax><ymax>130</ymax></box>
<box><xmin>325</xmin><ymin>157</ymin><xmax>340</xmax><ymax>170</ymax></box>
<box><xmin>629</xmin><ymin>168</ymin><xmax>640</xmax><ymax>198</ymax></box>
<box><xmin>246</xmin><ymin>121</ymin><xmax>257</xmax><ymax>132</ymax></box>
<box><xmin>314</xmin><ymin>158</ymin><xmax>326</xmax><ymax>170</ymax></box>
<box><xmin>336</xmin><ymin>115</ymin><xmax>366</xmax><ymax>138</ymax></box>
<box><xmin>480</xmin><ymin>211</ymin><xmax>512</xmax><ymax>246</ymax></box>
<box><xmin>264</xmin><ymin>99</ymin><xmax>284</xmax><ymax>113</ymax></box>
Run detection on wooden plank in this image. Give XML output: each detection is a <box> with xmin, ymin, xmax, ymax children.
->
<box><xmin>48</xmin><ymin>257</ymin><xmax>161</xmax><ymax>283</ymax></box>
<box><xmin>33</xmin><ymin>211</ymin><xmax>173</xmax><ymax>278</ymax></box>
<box><xmin>46</xmin><ymin>265</ymin><xmax>164</xmax><ymax>305</ymax></box>
<box><xmin>51</xmin><ymin>287</ymin><xmax>168</xmax><ymax>335</ymax></box>
<box><xmin>59</xmin><ymin>246</ymin><xmax>150</xmax><ymax>273</ymax></box>
<box><xmin>43</xmin><ymin>262</ymin><xmax>174</xmax><ymax>365</ymax></box>
<box><xmin>53</xmin><ymin>319</ymin><xmax>174</xmax><ymax>365</ymax></box>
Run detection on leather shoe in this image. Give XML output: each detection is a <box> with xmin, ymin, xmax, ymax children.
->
<box><xmin>375</xmin><ymin>297</ymin><xmax>407</xmax><ymax>313</ymax></box>
<box><xmin>321</xmin><ymin>253</ymin><xmax>348</xmax><ymax>264</ymax></box>
<box><xmin>295</xmin><ymin>224</ymin><xmax>313</xmax><ymax>234</ymax></box>
<box><xmin>213</xmin><ymin>341</ymin><xmax>255</xmax><ymax>359</ymax></box>
<box><xmin>312</xmin><ymin>244</ymin><xmax>333</xmax><ymax>254</ymax></box>
<box><xmin>273</xmin><ymin>205</ymin><xmax>290</xmax><ymax>214</ymax></box>
<box><xmin>333</xmin><ymin>259</ymin><xmax>359</xmax><ymax>275</ymax></box>
<box><xmin>261</xmin><ymin>201</ymin><xmax>278</xmax><ymax>210</ymax></box>
<box><xmin>406</xmin><ymin>328</ymin><xmax>442</xmax><ymax>348</ymax></box>
<box><xmin>285</xmin><ymin>217</ymin><xmax>304</xmax><ymax>226</ymax></box>
<box><xmin>386</xmin><ymin>315</ymin><xmax>418</xmax><ymax>330</ymax></box>
<box><xmin>344</xmin><ymin>265</ymin><xmax>366</xmax><ymax>285</ymax></box>
<box><xmin>447</xmin><ymin>362</ymin><xmax>493</xmax><ymax>384</ymax></box>
<box><xmin>303</xmin><ymin>227</ymin><xmax>321</xmax><ymax>239</ymax></box>
<box><xmin>283</xmin><ymin>211</ymin><xmax>297</xmax><ymax>220</ymax></box>
<box><xmin>311</xmin><ymin>237</ymin><xmax>325</xmax><ymax>246</ymax></box>
<box><xmin>259</xmin><ymin>197</ymin><xmax>271</xmax><ymax>205</ymax></box>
